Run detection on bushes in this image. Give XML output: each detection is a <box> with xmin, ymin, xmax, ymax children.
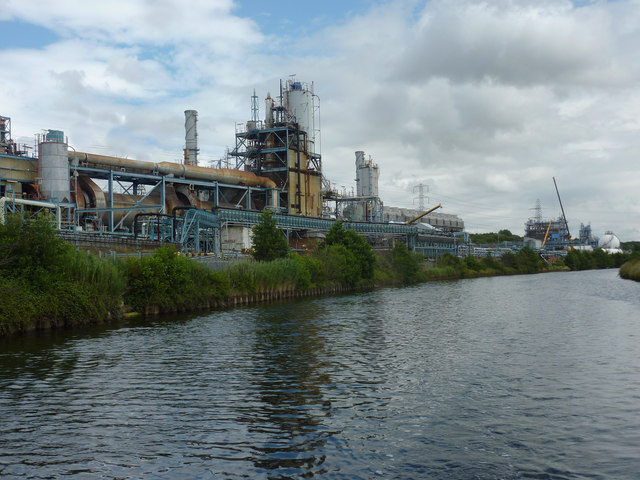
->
<box><xmin>13</xmin><ymin>209</ymin><xmax>634</xmax><ymax>334</ymax></box>
<box><xmin>321</xmin><ymin>222</ymin><xmax>376</xmax><ymax>282</ymax></box>
<box><xmin>620</xmin><ymin>257</ymin><xmax>640</xmax><ymax>281</ymax></box>
<box><xmin>314</xmin><ymin>244</ymin><xmax>361</xmax><ymax>286</ymax></box>
<box><xmin>390</xmin><ymin>242</ymin><xmax>423</xmax><ymax>284</ymax></box>
<box><xmin>123</xmin><ymin>245</ymin><xmax>228</xmax><ymax>312</ymax></box>
<box><xmin>515</xmin><ymin>246</ymin><xmax>543</xmax><ymax>273</ymax></box>
<box><xmin>565</xmin><ymin>248</ymin><xmax>630</xmax><ymax>271</ymax></box>
<box><xmin>0</xmin><ymin>214</ymin><xmax>125</xmax><ymax>334</ymax></box>
<box><xmin>227</xmin><ymin>255</ymin><xmax>311</xmax><ymax>295</ymax></box>
<box><xmin>251</xmin><ymin>210</ymin><xmax>290</xmax><ymax>262</ymax></box>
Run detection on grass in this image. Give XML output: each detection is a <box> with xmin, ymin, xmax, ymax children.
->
<box><xmin>620</xmin><ymin>257</ymin><xmax>640</xmax><ymax>281</ymax></box>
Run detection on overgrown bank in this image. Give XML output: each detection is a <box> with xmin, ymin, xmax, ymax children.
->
<box><xmin>0</xmin><ymin>215</ymin><xmax>125</xmax><ymax>335</ymax></box>
<box><xmin>0</xmin><ymin>214</ymin><xmax>633</xmax><ymax>336</ymax></box>
<box><xmin>620</xmin><ymin>257</ymin><xmax>640</xmax><ymax>282</ymax></box>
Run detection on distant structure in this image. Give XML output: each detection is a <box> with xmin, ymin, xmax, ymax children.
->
<box><xmin>0</xmin><ymin>79</ymin><xmax>462</xmax><ymax>259</ymax></box>
<box><xmin>184</xmin><ymin>110</ymin><xmax>199</xmax><ymax>166</ymax></box>
<box><xmin>383</xmin><ymin>206</ymin><xmax>465</xmax><ymax>232</ymax></box>
<box><xmin>413</xmin><ymin>183</ymin><xmax>428</xmax><ymax>211</ymax></box>
<box><xmin>231</xmin><ymin>79</ymin><xmax>323</xmax><ymax>217</ymax></box>
<box><xmin>579</xmin><ymin>223</ymin><xmax>597</xmax><ymax>246</ymax></box>
<box><xmin>524</xmin><ymin>199</ymin><xmax>570</xmax><ymax>245</ymax></box>
<box><xmin>598</xmin><ymin>231</ymin><xmax>623</xmax><ymax>254</ymax></box>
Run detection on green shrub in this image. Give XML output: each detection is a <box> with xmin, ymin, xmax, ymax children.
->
<box><xmin>501</xmin><ymin>251</ymin><xmax>517</xmax><ymax>270</ymax></box>
<box><xmin>481</xmin><ymin>254</ymin><xmax>504</xmax><ymax>272</ymax></box>
<box><xmin>251</xmin><ymin>210</ymin><xmax>290</xmax><ymax>261</ymax></box>
<box><xmin>515</xmin><ymin>246</ymin><xmax>543</xmax><ymax>273</ymax></box>
<box><xmin>124</xmin><ymin>245</ymin><xmax>229</xmax><ymax>312</ymax></box>
<box><xmin>314</xmin><ymin>244</ymin><xmax>360</xmax><ymax>286</ymax></box>
<box><xmin>0</xmin><ymin>214</ymin><xmax>126</xmax><ymax>333</ymax></box>
<box><xmin>620</xmin><ymin>257</ymin><xmax>640</xmax><ymax>281</ymax></box>
<box><xmin>464</xmin><ymin>255</ymin><xmax>483</xmax><ymax>272</ymax></box>
<box><xmin>391</xmin><ymin>242</ymin><xmax>422</xmax><ymax>284</ymax></box>
<box><xmin>321</xmin><ymin>222</ymin><xmax>376</xmax><ymax>282</ymax></box>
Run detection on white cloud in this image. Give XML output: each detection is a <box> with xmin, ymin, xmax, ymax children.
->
<box><xmin>2</xmin><ymin>0</ymin><xmax>640</xmax><ymax>240</ymax></box>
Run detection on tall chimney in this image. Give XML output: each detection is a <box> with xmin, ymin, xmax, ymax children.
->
<box><xmin>184</xmin><ymin>110</ymin><xmax>198</xmax><ymax>166</ymax></box>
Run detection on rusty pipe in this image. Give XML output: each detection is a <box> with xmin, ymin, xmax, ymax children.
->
<box><xmin>69</xmin><ymin>151</ymin><xmax>277</xmax><ymax>188</ymax></box>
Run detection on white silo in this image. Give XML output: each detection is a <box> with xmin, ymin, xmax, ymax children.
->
<box><xmin>184</xmin><ymin>110</ymin><xmax>198</xmax><ymax>166</ymax></box>
<box><xmin>355</xmin><ymin>151</ymin><xmax>379</xmax><ymax>197</ymax></box>
<box><xmin>286</xmin><ymin>81</ymin><xmax>315</xmax><ymax>153</ymax></box>
<box><xmin>39</xmin><ymin>130</ymin><xmax>70</xmax><ymax>202</ymax></box>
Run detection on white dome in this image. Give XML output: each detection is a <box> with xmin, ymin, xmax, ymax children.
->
<box><xmin>598</xmin><ymin>231</ymin><xmax>621</xmax><ymax>250</ymax></box>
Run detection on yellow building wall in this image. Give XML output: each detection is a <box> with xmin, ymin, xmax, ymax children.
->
<box><xmin>287</xmin><ymin>149</ymin><xmax>322</xmax><ymax>217</ymax></box>
<box><xmin>0</xmin><ymin>156</ymin><xmax>38</xmax><ymax>183</ymax></box>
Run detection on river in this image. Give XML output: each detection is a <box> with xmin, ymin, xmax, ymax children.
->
<box><xmin>1</xmin><ymin>269</ymin><xmax>639</xmax><ymax>479</ymax></box>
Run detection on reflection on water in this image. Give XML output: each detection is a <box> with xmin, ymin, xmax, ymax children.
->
<box><xmin>1</xmin><ymin>269</ymin><xmax>640</xmax><ymax>479</ymax></box>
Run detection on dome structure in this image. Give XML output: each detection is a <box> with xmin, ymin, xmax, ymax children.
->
<box><xmin>598</xmin><ymin>231</ymin><xmax>623</xmax><ymax>254</ymax></box>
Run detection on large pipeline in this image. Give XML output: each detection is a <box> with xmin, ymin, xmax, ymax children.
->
<box><xmin>69</xmin><ymin>152</ymin><xmax>277</xmax><ymax>189</ymax></box>
<box><xmin>0</xmin><ymin>197</ymin><xmax>61</xmax><ymax>228</ymax></box>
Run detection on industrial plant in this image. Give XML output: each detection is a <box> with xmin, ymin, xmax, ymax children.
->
<box><xmin>0</xmin><ymin>79</ymin><xmax>462</xmax><ymax>259</ymax></box>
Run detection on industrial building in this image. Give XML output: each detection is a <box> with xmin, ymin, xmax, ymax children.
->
<box><xmin>0</xmin><ymin>80</ymin><xmax>462</xmax><ymax>259</ymax></box>
<box><xmin>383</xmin><ymin>206</ymin><xmax>465</xmax><ymax>233</ymax></box>
<box><xmin>523</xmin><ymin>199</ymin><xmax>600</xmax><ymax>250</ymax></box>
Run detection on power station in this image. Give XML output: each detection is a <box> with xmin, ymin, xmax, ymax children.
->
<box><xmin>0</xmin><ymin>80</ymin><xmax>462</xmax><ymax>259</ymax></box>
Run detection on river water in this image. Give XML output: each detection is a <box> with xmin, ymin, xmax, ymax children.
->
<box><xmin>1</xmin><ymin>269</ymin><xmax>639</xmax><ymax>479</ymax></box>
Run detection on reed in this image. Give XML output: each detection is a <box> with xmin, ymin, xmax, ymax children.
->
<box><xmin>619</xmin><ymin>257</ymin><xmax>640</xmax><ymax>281</ymax></box>
<box><xmin>0</xmin><ymin>214</ymin><xmax>125</xmax><ymax>334</ymax></box>
<box><xmin>123</xmin><ymin>245</ymin><xmax>229</xmax><ymax>312</ymax></box>
<box><xmin>227</xmin><ymin>256</ymin><xmax>311</xmax><ymax>295</ymax></box>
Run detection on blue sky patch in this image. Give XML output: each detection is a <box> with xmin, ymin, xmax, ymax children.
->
<box><xmin>0</xmin><ymin>20</ymin><xmax>60</xmax><ymax>49</ymax></box>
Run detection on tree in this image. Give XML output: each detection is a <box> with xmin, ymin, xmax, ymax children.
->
<box><xmin>391</xmin><ymin>242</ymin><xmax>421</xmax><ymax>284</ymax></box>
<box><xmin>251</xmin><ymin>210</ymin><xmax>290</xmax><ymax>262</ymax></box>
<box><xmin>321</xmin><ymin>222</ymin><xmax>376</xmax><ymax>281</ymax></box>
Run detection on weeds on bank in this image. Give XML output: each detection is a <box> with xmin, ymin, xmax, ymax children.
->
<box><xmin>0</xmin><ymin>214</ymin><xmax>124</xmax><ymax>334</ymax></box>
<box><xmin>620</xmin><ymin>256</ymin><xmax>640</xmax><ymax>281</ymax></box>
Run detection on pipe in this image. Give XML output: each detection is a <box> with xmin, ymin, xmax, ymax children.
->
<box><xmin>0</xmin><ymin>197</ymin><xmax>61</xmax><ymax>229</ymax></box>
<box><xmin>69</xmin><ymin>152</ymin><xmax>277</xmax><ymax>189</ymax></box>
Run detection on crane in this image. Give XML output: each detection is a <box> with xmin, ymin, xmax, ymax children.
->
<box><xmin>552</xmin><ymin>177</ymin><xmax>572</xmax><ymax>244</ymax></box>
<box><xmin>405</xmin><ymin>204</ymin><xmax>442</xmax><ymax>225</ymax></box>
<box><xmin>541</xmin><ymin>220</ymin><xmax>553</xmax><ymax>247</ymax></box>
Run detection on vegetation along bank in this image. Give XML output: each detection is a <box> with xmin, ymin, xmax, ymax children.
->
<box><xmin>620</xmin><ymin>257</ymin><xmax>640</xmax><ymax>282</ymax></box>
<box><xmin>0</xmin><ymin>212</ymin><xmax>635</xmax><ymax>336</ymax></box>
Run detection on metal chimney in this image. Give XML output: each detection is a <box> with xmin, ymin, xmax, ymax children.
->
<box><xmin>184</xmin><ymin>110</ymin><xmax>198</xmax><ymax>166</ymax></box>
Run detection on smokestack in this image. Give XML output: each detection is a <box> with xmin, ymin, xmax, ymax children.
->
<box><xmin>184</xmin><ymin>110</ymin><xmax>198</xmax><ymax>166</ymax></box>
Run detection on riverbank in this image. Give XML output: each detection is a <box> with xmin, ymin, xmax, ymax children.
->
<box><xmin>0</xmin><ymin>215</ymin><xmax>630</xmax><ymax>337</ymax></box>
<box><xmin>620</xmin><ymin>257</ymin><xmax>640</xmax><ymax>282</ymax></box>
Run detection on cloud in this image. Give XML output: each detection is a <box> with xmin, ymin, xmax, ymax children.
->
<box><xmin>398</xmin><ymin>0</ymin><xmax>622</xmax><ymax>87</ymax></box>
<box><xmin>1</xmin><ymin>0</ymin><xmax>639</xmax><ymax>240</ymax></box>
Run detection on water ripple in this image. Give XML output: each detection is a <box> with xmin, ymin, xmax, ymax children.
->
<box><xmin>2</xmin><ymin>270</ymin><xmax>640</xmax><ymax>478</ymax></box>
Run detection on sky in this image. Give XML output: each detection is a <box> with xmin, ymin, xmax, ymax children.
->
<box><xmin>1</xmin><ymin>0</ymin><xmax>639</xmax><ymax>240</ymax></box>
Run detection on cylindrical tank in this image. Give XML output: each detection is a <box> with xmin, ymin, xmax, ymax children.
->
<box><xmin>286</xmin><ymin>83</ymin><xmax>314</xmax><ymax>153</ymax></box>
<box><xmin>184</xmin><ymin>110</ymin><xmax>198</xmax><ymax>166</ymax></box>
<box><xmin>39</xmin><ymin>132</ymin><xmax>70</xmax><ymax>202</ymax></box>
<box><xmin>265</xmin><ymin>94</ymin><xmax>275</xmax><ymax>127</ymax></box>
<box><xmin>355</xmin><ymin>151</ymin><xmax>379</xmax><ymax>197</ymax></box>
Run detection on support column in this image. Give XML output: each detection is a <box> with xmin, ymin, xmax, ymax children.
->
<box><xmin>108</xmin><ymin>171</ymin><xmax>114</xmax><ymax>232</ymax></box>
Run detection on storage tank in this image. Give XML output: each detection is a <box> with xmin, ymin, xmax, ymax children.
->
<box><xmin>598</xmin><ymin>231</ymin><xmax>622</xmax><ymax>253</ymax></box>
<box><xmin>286</xmin><ymin>81</ymin><xmax>314</xmax><ymax>153</ymax></box>
<box><xmin>39</xmin><ymin>131</ymin><xmax>70</xmax><ymax>201</ymax></box>
<box><xmin>355</xmin><ymin>150</ymin><xmax>379</xmax><ymax>197</ymax></box>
